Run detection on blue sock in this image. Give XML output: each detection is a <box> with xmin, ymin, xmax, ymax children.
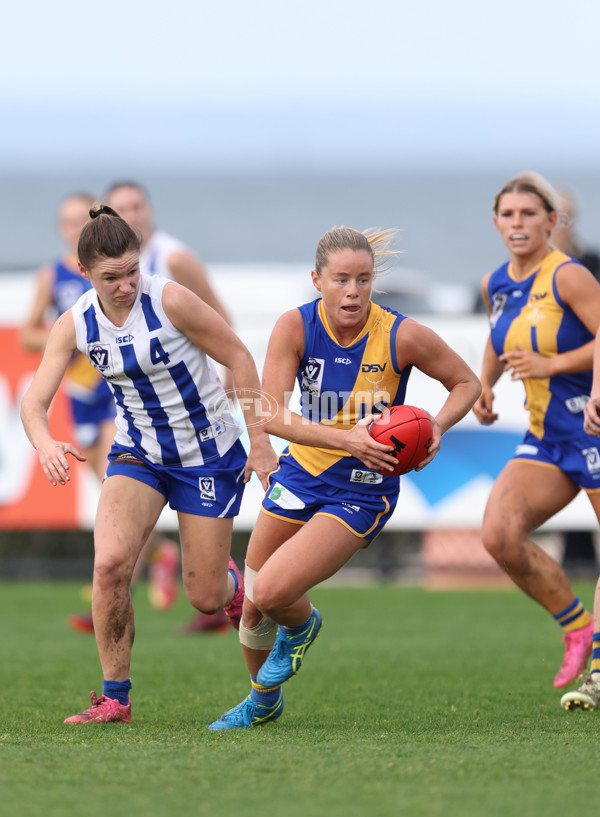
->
<box><xmin>250</xmin><ymin>676</ymin><xmax>280</xmax><ymax>706</ymax></box>
<box><xmin>228</xmin><ymin>568</ymin><xmax>239</xmax><ymax>594</ymax></box>
<box><xmin>283</xmin><ymin>609</ymin><xmax>316</xmax><ymax>639</ymax></box>
<box><xmin>103</xmin><ymin>678</ymin><xmax>132</xmax><ymax>705</ymax></box>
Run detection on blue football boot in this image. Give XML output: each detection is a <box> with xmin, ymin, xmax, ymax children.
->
<box><xmin>256</xmin><ymin>607</ymin><xmax>322</xmax><ymax>688</ymax></box>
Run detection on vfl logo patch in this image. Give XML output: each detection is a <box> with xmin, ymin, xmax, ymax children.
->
<box><xmin>566</xmin><ymin>395</ymin><xmax>589</xmax><ymax>414</ymax></box>
<box><xmin>199</xmin><ymin>477</ymin><xmax>216</xmax><ymax>500</ymax></box>
<box><xmin>268</xmin><ymin>482</ymin><xmax>306</xmax><ymax>510</ymax></box>
<box><xmin>88</xmin><ymin>343</ymin><xmax>112</xmax><ymax>373</ymax></box>
<box><xmin>198</xmin><ymin>423</ymin><xmax>225</xmax><ymax>442</ymax></box>
<box><xmin>489</xmin><ymin>293</ymin><xmax>507</xmax><ymax>329</ymax></box>
<box><xmin>515</xmin><ymin>443</ymin><xmax>539</xmax><ymax>456</ymax></box>
<box><xmin>350</xmin><ymin>469</ymin><xmax>383</xmax><ymax>485</ymax></box>
<box><xmin>583</xmin><ymin>447</ymin><xmax>600</xmax><ymax>474</ymax></box>
<box><xmin>301</xmin><ymin>357</ymin><xmax>324</xmax><ymax>395</ymax></box>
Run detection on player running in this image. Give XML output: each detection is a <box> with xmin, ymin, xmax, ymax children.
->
<box><xmin>209</xmin><ymin>226</ymin><xmax>480</xmax><ymax>729</ymax></box>
<box><xmin>21</xmin><ymin>203</ymin><xmax>276</xmax><ymax>723</ymax></box>
<box><xmin>473</xmin><ymin>171</ymin><xmax>600</xmax><ymax>690</ymax></box>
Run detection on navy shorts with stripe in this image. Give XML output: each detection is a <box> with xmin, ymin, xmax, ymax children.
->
<box><xmin>261</xmin><ymin>454</ymin><xmax>398</xmax><ymax>542</ymax></box>
<box><xmin>512</xmin><ymin>429</ymin><xmax>600</xmax><ymax>491</ymax></box>
<box><xmin>106</xmin><ymin>439</ymin><xmax>247</xmax><ymax>517</ymax></box>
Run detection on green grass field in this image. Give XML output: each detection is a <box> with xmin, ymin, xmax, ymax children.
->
<box><xmin>0</xmin><ymin>578</ymin><xmax>598</xmax><ymax>817</ymax></box>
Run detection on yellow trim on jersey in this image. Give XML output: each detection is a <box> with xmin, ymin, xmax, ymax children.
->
<box><xmin>504</xmin><ymin>250</ymin><xmax>568</xmax><ymax>439</ymax></box>
<box><xmin>291</xmin><ymin>301</ymin><xmax>401</xmax><ymax>477</ymax></box>
<box><xmin>318</xmin><ymin>298</ymin><xmax>378</xmax><ymax>348</ymax></box>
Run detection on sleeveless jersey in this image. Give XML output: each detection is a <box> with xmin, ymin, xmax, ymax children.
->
<box><xmin>487</xmin><ymin>249</ymin><xmax>593</xmax><ymax>441</ymax></box>
<box><xmin>140</xmin><ymin>230</ymin><xmax>187</xmax><ymax>280</ymax></box>
<box><xmin>53</xmin><ymin>258</ymin><xmax>92</xmax><ymax>315</ymax></box>
<box><xmin>71</xmin><ymin>273</ymin><xmax>242</xmax><ymax>467</ymax></box>
<box><xmin>286</xmin><ymin>298</ymin><xmax>411</xmax><ymax>492</ymax></box>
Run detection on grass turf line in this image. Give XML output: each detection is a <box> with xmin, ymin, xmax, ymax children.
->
<box><xmin>0</xmin><ymin>579</ymin><xmax>598</xmax><ymax>817</ymax></box>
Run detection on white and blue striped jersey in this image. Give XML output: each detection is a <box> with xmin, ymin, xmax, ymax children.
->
<box><xmin>71</xmin><ymin>273</ymin><xmax>242</xmax><ymax>467</ymax></box>
<box><xmin>140</xmin><ymin>230</ymin><xmax>186</xmax><ymax>279</ymax></box>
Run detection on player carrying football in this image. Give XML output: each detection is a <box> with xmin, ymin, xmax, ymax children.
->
<box><xmin>209</xmin><ymin>226</ymin><xmax>481</xmax><ymax>730</ymax></box>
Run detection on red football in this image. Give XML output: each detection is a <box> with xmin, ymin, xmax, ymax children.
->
<box><xmin>368</xmin><ymin>405</ymin><xmax>433</xmax><ymax>476</ymax></box>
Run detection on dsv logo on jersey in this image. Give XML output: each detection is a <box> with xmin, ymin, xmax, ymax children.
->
<box><xmin>88</xmin><ymin>344</ymin><xmax>112</xmax><ymax>373</ymax></box>
<box><xmin>361</xmin><ymin>363</ymin><xmax>386</xmax><ymax>373</ymax></box>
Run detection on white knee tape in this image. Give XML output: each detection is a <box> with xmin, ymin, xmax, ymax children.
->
<box><xmin>244</xmin><ymin>563</ymin><xmax>257</xmax><ymax>604</ymax></box>
<box><xmin>239</xmin><ymin>615</ymin><xmax>278</xmax><ymax>650</ymax></box>
<box><xmin>239</xmin><ymin>562</ymin><xmax>277</xmax><ymax>649</ymax></box>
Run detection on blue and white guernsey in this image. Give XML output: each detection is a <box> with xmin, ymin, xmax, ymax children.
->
<box><xmin>140</xmin><ymin>230</ymin><xmax>186</xmax><ymax>279</ymax></box>
<box><xmin>71</xmin><ymin>273</ymin><xmax>242</xmax><ymax>467</ymax></box>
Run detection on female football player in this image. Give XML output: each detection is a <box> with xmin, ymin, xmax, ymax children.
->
<box><xmin>473</xmin><ymin>171</ymin><xmax>600</xmax><ymax>694</ymax></box>
<box><xmin>209</xmin><ymin>225</ymin><xmax>481</xmax><ymax>729</ymax></box>
<box><xmin>21</xmin><ymin>204</ymin><xmax>276</xmax><ymax>723</ymax></box>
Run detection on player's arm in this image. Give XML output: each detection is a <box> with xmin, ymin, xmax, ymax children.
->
<box><xmin>161</xmin><ymin>282</ymin><xmax>276</xmax><ymax>486</ymax></box>
<box><xmin>20</xmin><ymin>310</ymin><xmax>86</xmax><ymax>486</ymax></box>
<box><xmin>259</xmin><ymin>309</ymin><xmax>398</xmax><ymax>473</ymax></box>
<box><xmin>395</xmin><ymin>318</ymin><xmax>481</xmax><ymax>467</ymax></box>
<box><xmin>21</xmin><ymin>265</ymin><xmax>55</xmax><ymax>351</ymax></box>
<box><xmin>584</xmin><ymin>323</ymin><xmax>600</xmax><ymax>436</ymax></box>
<box><xmin>501</xmin><ymin>263</ymin><xmax>600</xmax><ymax>380</ymax></box>
<box><xmin>470</xmin><ymin>272</ymin><xmax>504</xmax><ymax>424</ymax></box>
<box><xmin>473</xmin><ymin>336</ymin><xmax>504</xmax><ymax>424</ymax></box>
<box><xmin>167</xmin><ymin>250</ymin><xmax>232</xmax><ymax>325</ymax></box>
<box><xmin>552</xmin><ymin>262</ymin><xmax>600</xmax><ymax>372</ymax></box>
<box><xmin>167</xmin><ymin>249</ymin><xmax>234</xmax><ymax>390</ymax></box>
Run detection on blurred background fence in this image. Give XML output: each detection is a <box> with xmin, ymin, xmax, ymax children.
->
<box><xmin>2</xmin><ymin>265</ymin><xmax>598</xmax><ymax>585</ymax></box>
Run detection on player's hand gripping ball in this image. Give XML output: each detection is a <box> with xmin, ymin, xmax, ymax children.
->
<box><xmin>369</xmin><ymin>405</ymin><xmax>433</xmax><ymax>476</ymax></box>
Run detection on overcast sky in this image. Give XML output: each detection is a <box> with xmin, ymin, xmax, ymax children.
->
<box><xmin>2</xmin><ymin>0</ymin><xmax>600</xmax><ymax>170</ymax></box>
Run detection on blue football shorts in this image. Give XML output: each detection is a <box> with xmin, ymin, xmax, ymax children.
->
<box><xmin>261</xmin><ymin>455</ymin><xmax>399</xmax><ymax>543</ymax></box>
<box><xmin>512</xmin><ymin>429</ymin><xmax>600</xmax><ymax>491</ymax></box>
<box><xmin>105</xmin><ymin>439</ymin><xmax>247</xmax><ymax>516</ymax></box>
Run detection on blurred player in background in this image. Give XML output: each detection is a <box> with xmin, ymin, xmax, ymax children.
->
<box><xmin>551</xmin><ymin>190</ymin><xmax>600</xmax><ymax>576</ymax></box>
<box><xmin>563</xmin><ymin>329</ymin><xmax>600</xmax><ymax>709</ymax></box>
<box><xmin>21</xmin><ymin>193</ymin><xmax>181</xmax><ymax>632</ymax></box>
<box><xmin>208</xmin><ymin>226</ymin><xmax>480</xmax><ymax>730</ymax></box>
<box><xmin>473</xmin><ymin>171</ymin><xmax>600</xmax><ymax>689</ymax></box>
<box><xmin>104</xmin><ymin>180</ymin><xmax>232</xmax><ymax>329</ymax></box>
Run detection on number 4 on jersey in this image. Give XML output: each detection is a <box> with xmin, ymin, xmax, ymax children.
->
<box><xmin>150</xmin><ymin>337</ymin><xmax>170</xmax><ymax>366</ymax></box>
